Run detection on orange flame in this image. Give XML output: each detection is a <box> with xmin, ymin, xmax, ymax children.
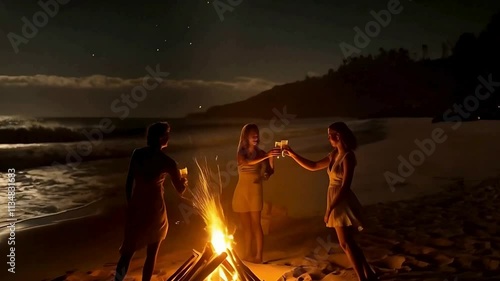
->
<box><xmin>190</xmin><ymin>159</ymin><xmax>238</xmax><ymax>281</ymax></box>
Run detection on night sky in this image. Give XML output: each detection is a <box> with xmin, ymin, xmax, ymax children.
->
<box><xmin>0</xmin><ymin>0</ymin><xmax>499</xmax><ymax>117</ymax></box>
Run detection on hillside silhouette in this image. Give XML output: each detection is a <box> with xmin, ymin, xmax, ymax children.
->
<box><xmin>188</xmin><ymin>12</ymin><xmax>500</xmax><ymax>121</ymax></box>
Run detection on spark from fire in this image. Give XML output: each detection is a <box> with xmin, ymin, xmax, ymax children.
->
<box><xmin>190</xmin><ymin>158</ymin><xmax>238</xmax><ymax>281</ymax></box>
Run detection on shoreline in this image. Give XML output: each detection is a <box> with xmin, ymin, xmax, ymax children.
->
<box><xmin>0</xmin><ymin>198</ymin><xmax>104</xmax><ymax>235</ymax></box>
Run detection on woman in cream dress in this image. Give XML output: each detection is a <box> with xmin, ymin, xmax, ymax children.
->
<box><xmin>284</xmin><ymin>122</ymin><xmax>378</xmax><ymax>281</ymax></box>
<box><xmin>232</xmin><ymin>123</ymin><xmax>280</xmax><ymax>263</ymax></box>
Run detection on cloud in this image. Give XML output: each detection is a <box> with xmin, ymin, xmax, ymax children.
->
<box><xmin>0</xmin><ymin>74</ymin><xmax>281</xmax><ymax>117</ymax></box>
<box><xmin>0</xmin><ymin>74</ymin><xmax>279</xmax><ymax>93</ymax></box>
<box><xmin>0</xmin><ymin>74</ymin><xmax>141</xmax><ymax>88</ymax></box>
<box><xmin>164</xmin><ymin>77</ymin><xmax>278</xmax><ymax>92</ymax></box>
<box><xmin>307</xmin><ymin>71</ymin><xmax>320</xmax><ymax>77</ymax></box>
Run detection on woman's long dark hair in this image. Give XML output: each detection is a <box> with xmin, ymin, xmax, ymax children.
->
<box><xmin>146</xmin><ymin>122</ymin><xmax>170</xmax><ymax>148</ymax></box>
<box><xmin>329</xmin><ymin>122</ymin><xmax>357</xmax><ymax>151</ymax></box>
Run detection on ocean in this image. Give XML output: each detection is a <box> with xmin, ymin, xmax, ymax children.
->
<box><xmin>1</xmin><ymin>115</ymin><xmax>377</xmax><ymax>228</ymax></box>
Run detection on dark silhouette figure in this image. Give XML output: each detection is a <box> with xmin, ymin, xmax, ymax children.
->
<box><xmin>284</xmin><ymin>122</ymin><xmax>378</xmax><ymax>281</ymax></box>
<box><xmin>232</xmin><ymin>124</ymin><xmax>280</xmax><ymax>263</ymax></box>
<box><xmin>115</xmin><ymin>122</ymin><xmax>188</xmax><ymax>281</ymax></box>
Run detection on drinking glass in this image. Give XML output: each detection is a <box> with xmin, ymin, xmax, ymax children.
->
<box><xmin>275</xmin><ymin>141</ymin><xmax>282</xmax><ymax>159</ymax></box>
<box><xmin>179</xmin><ymin>167</ymin><xmax>188</xmax><ymax>178</ymax></box>
<box><xmin>280</xmin><ymin>140</ymin><xmax>288</xmax><ymax>157</ymax></box>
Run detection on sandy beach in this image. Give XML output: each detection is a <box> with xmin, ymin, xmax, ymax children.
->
<box><xmin>6</xmin><ymin>175</ymin><xmax>500</xmax><ymax>281</ymax></box>
<box><xmin>1</xmin><ymin>118</ymin><xmax>500</xmax><ymax>281</ymax></box>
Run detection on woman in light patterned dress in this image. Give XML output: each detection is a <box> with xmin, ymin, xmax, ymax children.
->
<box><xmin>283</xmin><ymin>122</ymin><xmax>378</xmax><ymax>281</ymax></box>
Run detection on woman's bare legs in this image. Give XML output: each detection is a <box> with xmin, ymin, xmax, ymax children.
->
<box><xmin>115</xmin><ymin>251</ymin><xmax>135</xmax><ymax>281</ymax></box>
<box><xmin>238</xmin><ymin>212</ymin><xmax>253</xmax><ymax>260</ymax></box>
<box><xmin>362</xmin><ymin>255</ymin><xmax>378</xmax><ymax>281</ymax></box>
<box><xmin>250</xmin><ymin>211</ymin><xmax>264</xmax><ymax>263</ymax></box>
<box><xmin>343</xmin><ymin>228</ymin><xmax>377</xmax><ymax>280</ymax></box>
<box><xmin>142</xmin><ymin>241</ymin><xmax>161</xmax><ymax>281</ymax></box>
<box><xmin>335</xmin><ymin>227</ymin><xmax>373</xmax><ymax>281</ymax></box>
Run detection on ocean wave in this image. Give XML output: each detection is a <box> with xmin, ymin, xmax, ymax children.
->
<box><xmin>0</xmin><ymin>116</ymin><xmax>250</xmax><ymax>144</ymax></box>
<box><xmin>0</xmin><ymin>134</ymin><xmax>239</xmax><ymax>171</ymax></box>
<box><xmin>0</xmin><ymin>125</ymin><xmax>152</xmax><ymax>144</ymax></box>
<box><xmin>0</xmin><ymin>139</ymin><xmax>143</xmax><ymax>171</ymax></box>
<box><xmin>0</xmin><ymin>118</ymin><xmax>385</xmax><ymax>171</ymax></box>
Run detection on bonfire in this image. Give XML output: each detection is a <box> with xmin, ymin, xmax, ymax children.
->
<box><xmin>167</xmin><ymin>159</ymin><xmax>260</xmax><ymax>281</ymax></box>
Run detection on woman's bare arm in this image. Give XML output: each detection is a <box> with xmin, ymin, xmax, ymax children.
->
<box><xmin>285</xmin><ymin>148</ymin><xmax>330</xmax><ymax>171</ymax></box>
<box><xmin>237</xmin><ymin>148</ymin><xmax>279</xmax><ymax>166</ymax></box>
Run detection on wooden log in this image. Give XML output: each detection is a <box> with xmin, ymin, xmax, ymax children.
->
<box><xmin>167</xmin><ymin>253</ymin><xmax>198</xmax><ymax>281</ymax></box>
<box><xmin>226</xmin><ymin>250</ymin><xmax>247</xmax><ymax>281</ymax></box>
<box><xmin>190</xmin><ymin>252</ymin><xmax>228</xmax><ymax>281</ymax></box>
<box><xmin>220</xmin><ymin>261</ymin><xmax>235</xmax><ymax>281</ymax></box>
<box><xmin>178</xmin><ymin>243</ymin><xmax>214</xmax><ymax>281</ymax></box>
<box><xmin>241</xmin><ymin>264</ymin><xmax>260</xmax><ymax>281</ymax></box>
<box><xmin>230</xmin><ymin>250</ymin><xmax>260</xmax><ymax>281</ymax></box>
<box><xmin>221</xmin><ymin>259</ymin><xmax>236</xmax><ymax>275</ymax></box>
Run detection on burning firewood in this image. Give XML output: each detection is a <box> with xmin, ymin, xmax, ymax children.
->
<box><xmin>190</xmin><ymin>251</ymin><xmax>228</xmax><ymax>281</ymax></box>
<box><xmin>168</xmin><ymin>242</ymin><xmax>261</xmax><ymax>281</ymax></box>
<box><xmin>228</xmin><ymin>249</ymin><xmax>260</xmax><ymax>281</ymax></box>
<box><xmin>166</xmin><ymin>252</ymin><xmax>198</xmax><ymax>281</ymax></box>
<box><xmin>167</xmin><ymin>159</ymin><xmax>261</xmax><ymax>281</ymax></box>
